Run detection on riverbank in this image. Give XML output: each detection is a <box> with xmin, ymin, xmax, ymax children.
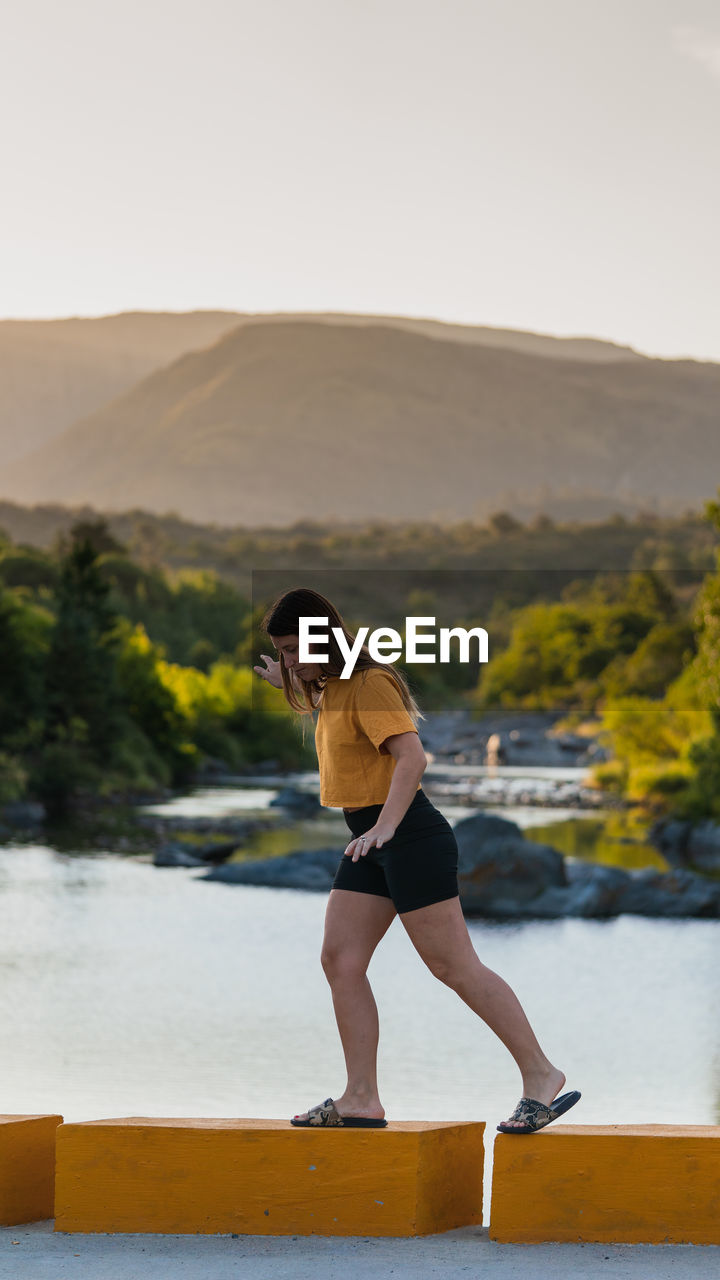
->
<box><xmin>0</xmin><ymin>707</ymin><xmax>608</xmax><ymax>850</ymax></box>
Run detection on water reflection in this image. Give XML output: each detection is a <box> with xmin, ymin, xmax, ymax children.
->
<box><xmin>525</xmin><ymin>811</ymin><xmax>667</xmax><ymax>871</ymax></box>
<box><xmin>133</xmin><ymin>765</ymin><xmax>664</xmax><ymax>871</ymax></box>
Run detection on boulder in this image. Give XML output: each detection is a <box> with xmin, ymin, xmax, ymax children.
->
<box><xmin>194</xmin><ymin>839</ymin><xmax>242</xmax><ymax>863</ymax></box>
<box><xmin>462</xmin><ymin>857</ymin><xmax>720</xmax><ymax>920</ymax></box>
<box><xmin>616</xmin><ymin>867</ymin><xmax>720</xmax><ymax>918</ymax></box>
<box><xmin>647</xmin><ymin>817</ymin><xmax>692</xmax><ymax>867</ymax></box>
<box><xmin>193</xmin><ymin>808</ymin><xmax>720</xmax><ymax>918</ymax></box>
<box><xmin>454</xmin><ymin>812</ymin><xmax>566</xmax><ymax>914</ymax></box>
<box><xmin>154</xmin><ymin>837</ymin><xmax>244</xmax><ymax>867</ymax></box>
<box><xmin>648</xmin><ymin>815</ymin><xmax>720</xmax><ymax>874</ymax></box>
<box><xmin>534</xmin><ymin>862</ymin><xmax>630</xmax><ymax>918</ymax></box>
<box><xmin>202</xmin><ymin>848</ymin><xmax>341</xmax><ymax>891</ymax></box>
<box><xmin>269</xmin><ymin>788</ymin><xmax>321</xmax><ymax>814</ymax></box>
<box><xmin>154</xmin><ymin>842</ymin><xmax>207</xmax><ymax>868</ymax></box>
<box><xmin>685</xmin><ymin>820</ymin><xmax>720</xmax><ymax>874</ymax></box>
<box><xmin>455</xmin><ymin>811</ymin><xmax>720</xmax><ymax>919</ymax></box>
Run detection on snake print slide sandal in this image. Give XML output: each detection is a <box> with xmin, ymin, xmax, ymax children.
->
<box><xmin>290</xmin><ymin>1097</ymin><xmax>388</xmax><ymax>1127</ymax></box>
<box><xmin>497</xmin><ymin>1089</ymin><xmax>581</xmax><ymax>1134</ymax></box>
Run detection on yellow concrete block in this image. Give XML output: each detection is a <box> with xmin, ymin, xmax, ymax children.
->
<box><xmin>490</xmin><ymin>1124</ymin><xmax>720</xmax><ymax>1244</ymax></box>
<box><xmin>0</xmin><ymin>1114</ymin><xmax>63</xmax><ymax>1225</ymax></box>
<box><xmin>54</xmin><ymin>1117</ymin><xmax>485</xmax><ymax>1236</ymax></box>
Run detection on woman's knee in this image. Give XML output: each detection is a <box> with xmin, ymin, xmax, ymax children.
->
<box><xmin>320</xmin><ymin>943</ymin><xmax>369</xmax><ymax>983</ymax></box>
<box><xmin>423</xmin><ymin>953</ymin><xmax>457</xmax><ymax>986</ymax></box>
<box><xmin>320</xmin><ymin>889</ymin><xmax>396</xmax><ymax>980</ymax></box>
<box><xmin>420</xmin><ymin>940</ymin><xmax>480</xmax><ymax>988</ymax></box>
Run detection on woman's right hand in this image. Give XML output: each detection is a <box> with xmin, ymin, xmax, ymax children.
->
<box><xmin>253</xmin><ymin>653</ymin><xmax>283</xmax><ymax>689</ymax></box>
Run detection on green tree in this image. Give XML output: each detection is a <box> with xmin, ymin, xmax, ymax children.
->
<box><xmin>488</xmin><ymin>511</ymin><xmax>523</xmax><ymax>537</ymax></box>
<box><xmin>114</xmin><ymin>620</ymin><xmax>195</xmax><ymax>785</ymax></box>
<box><xmin>0</xmin><ymin>589</ymin><xmax>52</xmax><ymax>751</ymax></box>
<box><xmin>601</xmin><ymin>620</ymin><xmax>695</xmax><ymax>699</ymax></box>
<box><xmin>594</xmin><ymin>499</ymin><xmax>720</xmax><ymax>816</ymax></box>
<box><xmin>32</xmin><ymin>526</ymin><xmax>126</xmax><ymax>816</ymax></box>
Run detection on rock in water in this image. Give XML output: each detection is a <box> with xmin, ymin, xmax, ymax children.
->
<box><xmin>649</xmin><ymin>815</ymin><xmax>720</xmax><ymax>874</ymax></box>
<box><xmin>154</xmin><ymin>843</ymin><xmax>207</xmax><ymax>867</ymax></box>
<box><xmin>453</xmin><ymin>811</ymin><xmax>566</xmax><ymax>914</ymax></box>
<box><xmin>269</xmin><ymin>788</ymin><xmax>321</xmax><ymax>814</ymax></box>
<box><xmin>202</xmin><ymin>848</ymin><xmax>341</xmax><ymax>890</ymax></box>
<box><xmin>194</xmin><ymin>809</ymin><xmax>720</xmax><ymax>918</ymax></box>
<box><xmin>686</xmin><ymin>820</ymin><xmax>720</xmax><ymax>874</ymax></box>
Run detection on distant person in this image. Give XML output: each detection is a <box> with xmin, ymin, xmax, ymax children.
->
<box><xmin>485</xmin><ymin>732</ymin><xmax>507</xmax><ymax>766</ymax></box>
<box><xmin>253</xmin><ymin>587</ymin><xmax>580</xmax><ymax>1134</ymax></box>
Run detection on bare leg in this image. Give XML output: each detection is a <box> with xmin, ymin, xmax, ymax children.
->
<box><xmin>400</xmin><ymin>895</ymin><xmax>565</xmax><ymax>1128</ymax></box>
<box><xmin>293</xmin><ymin>889</ymin><xmax>397</xmax><ymax>1121</ymax></box>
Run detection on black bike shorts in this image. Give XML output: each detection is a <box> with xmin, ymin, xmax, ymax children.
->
<box><xmin>331</xmin><ymin>788</ymin><xmax>460</xmax><ymax>915</ymax></box>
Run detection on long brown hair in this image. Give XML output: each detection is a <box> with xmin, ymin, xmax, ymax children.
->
<box><xmin>261</xmin><ymin>586</ymin><xmax>424</xmax><ymax>726</ymax></box>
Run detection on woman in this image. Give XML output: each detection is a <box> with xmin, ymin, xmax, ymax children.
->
<box><xmin>253</xmin><ymin>587</ymin><xmax>580</xmax><ymax>1134</ymax></box>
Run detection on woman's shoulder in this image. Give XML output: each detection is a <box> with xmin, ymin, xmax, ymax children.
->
<box><xmin>326</xmin><ymin>666</ymin><xmax>392</xmax><ymax>685</ymax></box>
<box><xmin>354</xmin><ymin>665</ymin><xmax>400</xmax><ymax>689</ymax></box>
<box><xmin>357</xmin><ymin>664</ymin><xmax>397</xmax><ymax>681</ymax></box>
<box><xmin>354</xmin><ymin>665</ymin><xmax>409</xmax><ymax>702</ymax></box>
<box><xmin>324</xmin><ymin>666</ymin><xmax>400</xmax><ymax>698</ymax></box>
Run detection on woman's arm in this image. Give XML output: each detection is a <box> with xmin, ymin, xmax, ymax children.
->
<box><xmin>378</xmin><ymin>732</ymin><xmax>427</xmax><ymax>830</ymax></box>
<box><xmin>344</xmin><ymin>731</ymin><xmax>427</xmax><ymax>861</ymax></box>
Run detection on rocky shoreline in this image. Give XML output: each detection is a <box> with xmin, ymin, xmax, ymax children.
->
<box><xmin>425</xmin><ymin>772</ymin><xmax>610</xmax><ymax>811</ymax></box>
<box><xmin>0</xmin><ymin>708</ymin><xmax>606</xmax><ymax>852</ymax></box>
<box><xmin>0</xmin><ymin>796</ymin><xmax>273</xmax><ymax>863</ymax></box>
<box><xmin>203</xmin><ymin>809</ymin><xmax>720</xmax><ymax>919</ymax></box>
<box><xmin>3</xmin><ymin>789</ymin><xmax>719</xmax><ymax>918</ymax></box>
<box><xmin>409</xmin><ymin>708</ymin><xmax>614</xmax><ymax>810</ymax></box>
<box><xmin>2</xmin><ymin>709</ymin><xmax>719</xmax><ymax>918</ymax></box>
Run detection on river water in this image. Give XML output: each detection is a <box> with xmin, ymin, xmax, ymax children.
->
<box><xmin>1</xmin><ymin>765</ymin><xmax>718</xmax><ymax>1224</ymax></box>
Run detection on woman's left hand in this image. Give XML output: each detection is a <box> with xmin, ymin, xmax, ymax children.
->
<box><xmin>344</xmin><ymin>822</ymin><xmax>396</xmax><ymax>861</ymax></box>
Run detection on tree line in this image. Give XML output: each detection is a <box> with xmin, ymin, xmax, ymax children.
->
<box><xmin>2</xmin><ymin>503</ymin><xmax>720</xmax><ymax>821</ymax></box>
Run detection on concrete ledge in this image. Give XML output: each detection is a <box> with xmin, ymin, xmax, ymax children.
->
<box><xmin>490</xmin><ymin>1124</ymin><xmax>720</xmax><ymax>1244</ymax></box>
<box><xmin>0</xmin><ymin>1114</ymin><xmax>63</xmax><ymax>1225</ymax></box>
<box><xmin>54</xmin><ymin>1117</ymin><xmax>485</xmax><ymax>1236</ymax></box>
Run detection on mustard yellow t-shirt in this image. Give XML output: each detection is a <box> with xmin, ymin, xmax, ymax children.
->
<box><xmin>314</xmin><ymin>667</ymin><xmax>422</xmax><ymax>808</ymax></box>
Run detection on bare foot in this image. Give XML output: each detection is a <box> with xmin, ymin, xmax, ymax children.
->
<box><xmin>293</xmin><ymin>1092</ymin><xmax>385</xmax><ymax>1122</ymax></box>
<box><xmin>500</xmin><ymin>1064</ymin><xmax>566</xmax><ymax>1129</ymax></box>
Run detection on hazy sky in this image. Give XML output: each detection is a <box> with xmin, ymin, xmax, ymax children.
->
<box><xmin>2</xmin><ymin>0</ymin><xmax>719</xmax><ymax>359</ymax></box>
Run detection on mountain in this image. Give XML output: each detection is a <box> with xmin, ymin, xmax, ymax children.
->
<box><xmin>0</xmin><ymin>311</ymin><xmax>242</xmax><ymax>467</ymax></box>
<box><xmin>0</xmin><ymin>309</ymin><xmax>643</xmax><ymax>470</ymax></box>
<box><xmin>2</xmin><ymin>318</ymin><xmax>717</xmax><ymax>526</ymax></box>
<box><xmin>174</xmin><ymin>311</ymin><xmax>645</xmax><ymax>364</ymax></box>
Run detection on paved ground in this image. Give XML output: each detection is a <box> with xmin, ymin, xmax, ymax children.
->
<box><xmin>1</xmin><ymin>1222</ymin><xmax>718</xmax><ymax>1279</ymax></box>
